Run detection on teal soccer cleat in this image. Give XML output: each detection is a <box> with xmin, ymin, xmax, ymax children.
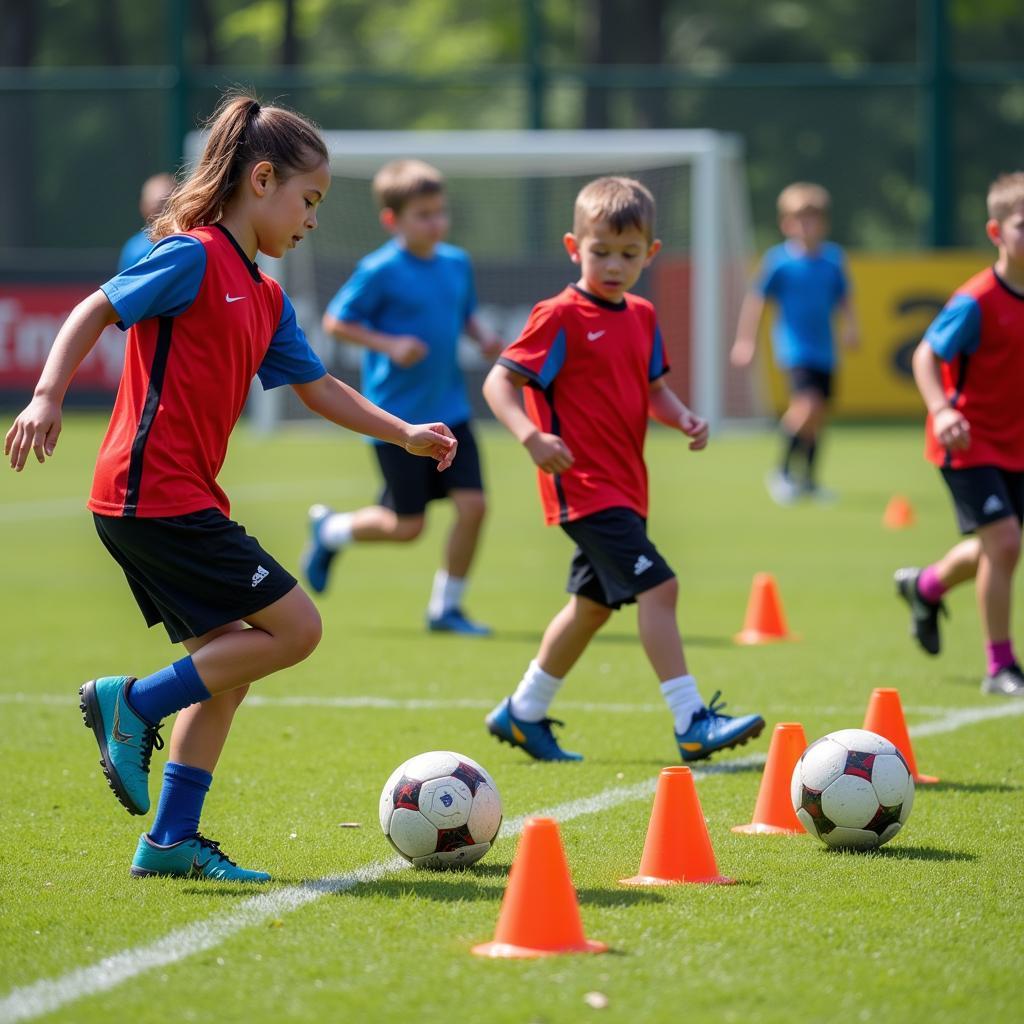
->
<box><xmin>485</xmin><ymin>697</ymin><xmax>582</xmax><ymax>761</ymax></box>
<box><xmin>79</xmin><ymin>676</ymin><xmax>163</xmax><ymax>815</ymax></box>
<box><xmin>130</xmin><ymin>833</ymin><xmax>271</xmax><ymax>882</ymax></box>
<box><xmin>301</xmin><ymin>504</ymin><xmax>339</xmax><ymax>595</ymax></box>
<box><xmin>427</xmin><ymin>608</ymin><xmax>492</xmax><ymax>636</ymax></box>
<box><xmin>675</xmin><ymin>691</ymin><xmax>765</xmax><ymax>763</ymax></box>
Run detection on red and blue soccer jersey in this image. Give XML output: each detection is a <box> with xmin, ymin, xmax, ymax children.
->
<box><xmin>498</xmin><ymin>285</ymin><xmax>669</xmax><ymax>525</ymax></box>
<box><xmin>89</xmin><ymin>225</ymin><xmax>326</xmax><ymax>518</ymax></box>
<box><xmin>923</xmin><ymin>268</ymin><xmax>1024</xmax><ymax>471</ymax></box>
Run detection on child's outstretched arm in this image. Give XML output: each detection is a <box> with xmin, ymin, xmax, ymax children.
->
<box><xmin>838</xmin><ymin>295</ymin><xmax>860</xmax><ymax>350</ymax></box>
<box><xmin>482</xmin><ymin>363</ymin><xmax>574</xmax><ymax>473</ymax></box>
<box><xmin>5</xmin><ymin>290</ymin><xmax>118</xmax><ymax>471</ymax></box>
<box><xmin>322</xmin><ymin>313</ymin><xmax>428</xmax><ymax>368</ymax></box>
<box><xmin>730</xmin><ymin>291</ymin><xmax>766</xmax><ymax>368</ymax></box>
<box><xmin>911</xmin><ymin>340</ymin><xmax>970</xmax><ymax>451</ymax></box>
<box><xmin>294</xmin><ymin>374</ymin><xmax>457</xmax><ymax>470</ymax></box>
<box><xmin>648</xmin><ymin>378</ymin><xmax>709</xmax><ymax>451</ymax></box>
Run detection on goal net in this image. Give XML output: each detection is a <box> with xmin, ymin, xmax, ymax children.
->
<box><xmin>187</xmin><ymin>130</ymin><xmax>762</xmax><ymax>430</ymax></box>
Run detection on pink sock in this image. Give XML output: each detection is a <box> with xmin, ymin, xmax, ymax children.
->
<box><xmin>986</xmin><ymin>640</ymin><xmax>1016</xmax><ymax>676</ymax></box>
<box><xmin>917</xmin><ymin>565</ymin><xmax>947</xmax><ymax>604</ymax></box>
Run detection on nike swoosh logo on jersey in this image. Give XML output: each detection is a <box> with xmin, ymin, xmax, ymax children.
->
<box><xmin>225</xmin><ymin>294</ymin><xmax>247</xmax><ymax>303</ymax></box>
<box><xmin>587</xmin><ymin>330</ymin><xmax>605</xmax><ymax>341</ymax></box>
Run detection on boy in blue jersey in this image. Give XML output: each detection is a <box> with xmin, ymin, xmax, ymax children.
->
<box><xmin>117</xmin><ymin>173</ymin><xmax>176</xmax><ymax>272</ymax></box>
<box><xmin>303</xmin><ymin>160</ymin><xmax>503</xmax><ymax>634</ymax></box>
<box><xmin>731</xmin><ymin>182</ymin><xmax>859</xmax><ymax>503</ymax></box>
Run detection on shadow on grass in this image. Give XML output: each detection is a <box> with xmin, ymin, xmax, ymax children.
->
<box><xmin>925</xmin><ymin>779</ymin><xmax>1019</xmax><ymax>794</ymax></box>
<box><xmin>354</xmin><ymin>623</ymin><xmax>731</xmax><ymax>648</ymax></box>
<box><xmin>822</xmin><ymin>844</ymin><xmax>976</xmax><ymax>862</ymax></box>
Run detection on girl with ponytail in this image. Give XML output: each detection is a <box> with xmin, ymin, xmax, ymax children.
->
<box><xmin>5</xmin><ymin>93</ymin><xmax>457</xmax><ymax>882</ymax></box>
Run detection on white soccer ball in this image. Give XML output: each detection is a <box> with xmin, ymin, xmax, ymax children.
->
<box><xmin>790</xmin><ymin>728</ymin><xmax>914</xmax><ymax>850</ymax></box>
<box><xmin>378</xmin><ymin>750</ymin><xmax>503</xmax><ymax>868</ymax></box>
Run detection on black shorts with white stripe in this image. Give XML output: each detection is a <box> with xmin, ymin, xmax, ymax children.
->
<box><xmin>560</xmin><ymin>506</ymin><xmax>675</xmax><ymax>610</ymax></box>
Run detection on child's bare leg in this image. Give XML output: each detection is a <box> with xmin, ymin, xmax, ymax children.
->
<box><xmin>188</xmin><ymin>587</ymin><xmax>322</xmax><ymax>694</ymax></box>
<box><xmin>348</xmin><ymin>506</ymin><xmax>425</xmax><ymax>543</ymax></box>
<box><xmin>636</xmin><ymin>577</ymin><xmax>688</xmax><ymax>680</ymax></box>
<box><xmin>781</xmin><ymin>392</ymin><xmax>815</xmax><ymax>439</ymax></box>
<box><xmin>536</xmin><ymin>595</ymin><xmax>612</xmax><ymax>677</ymax></box>
<box><xmin>975</xmin><ymin>517</ymin><xmax>1020</xmax><ymax>648</ymax></box>
<box><xmin>932</xmin><ymin>537</ymin><xmax>981</xmax><ymax>590</ymax></box>
<box><xmin>444</xmin><ymin>489</ymin><xmax>486</xmax><ymax>578</ymax></box>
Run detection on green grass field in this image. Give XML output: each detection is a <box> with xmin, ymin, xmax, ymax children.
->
<box><xmin>2</xmin><ymin>415</ymin><xmax>1022</xmax><ymax>1024</ymax></box>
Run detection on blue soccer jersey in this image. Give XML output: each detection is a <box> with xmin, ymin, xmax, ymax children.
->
<box><xmin>325</xmin><ymin>239</ymin><xmax>477</xmax><ymax>430</ymax></box>
<box><xmin>757</xmin><ymin>241</ymin><xmax>849</xmax><ymax>371</ymax></box>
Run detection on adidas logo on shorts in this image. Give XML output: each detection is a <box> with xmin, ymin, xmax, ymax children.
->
<box><xmin>633</xmin><ymin>554</ymin><xmax>654</xmax><ymax>576</ymax></box>
<box><xmin>251</xmin><ymin>565</ymin><xmax>270</xmax><ymax>588</ymax></box>
<box><xmin>982</xmin><ymin>494</ymin><xmax>1005</xmax><ymax>516</ymax></box>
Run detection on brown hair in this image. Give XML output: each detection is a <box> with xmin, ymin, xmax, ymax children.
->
<box><xmin>151</xmin><ymin>92</ymin><xmax>328</xmax><ymax>240</ymax></box>
<box><xmin>372</xmin><ymin>159</ymin><xmax>445</xmax><ymax>213</ymax></box>
<box><xmin>573</xmin><ymin>176</ymin><xmax>655</xmax><ymax>241</ymax></box>
<box><xmin>777</xmin><ymin>182</ymin><xmax>831</xmax><ymax>218</ymax></box>
<box><xmin>986</xmin><ymin>172</ymin><xmax>1024</xmax><ymax>222</ymax></box>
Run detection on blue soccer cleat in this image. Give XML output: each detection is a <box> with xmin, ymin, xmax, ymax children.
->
<box><xmin>427</xmin><ymin>607</ymin><xmax>493</xmax><ymax>636</ymax></box>
<box><xmin>675</xmin><ymin>691</ymin><xmax>765</xmax><ymax>763</ymax></box>
<box><xmin>79</xmin><ymin>675</ymin><xmax>164</xmax><ymax>815</ymax></box>
<box><xmin>130</xmin><ymin>833</ymin><xmax>271</xmax><ymax>882</ymax></box>
<box><xmin>485</xmin><ymin>697</ymin><xmax>582</xmax><ymax>761</ymax></box>
<box><xmin>301</xmin><ymin>504</ymin><xmax>339</xmax><ymax>595</ymax></box>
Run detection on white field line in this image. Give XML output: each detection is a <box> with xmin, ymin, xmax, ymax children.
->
<box><xmin>0</xmin><ymin>756</ymin><xmax>757</xmax><ymax>1024</ymax></box>
<box><xmin>0</xmin><ymin>692</ymin><xmax>954</xmax><ymax>718</ymax></box>
<box><xmin>1</xmin><ymin>699</ymin><xmax>1020</xmax><ymax>1024</ymax></box>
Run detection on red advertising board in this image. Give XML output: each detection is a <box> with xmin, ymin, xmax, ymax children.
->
<box><xmin>0</xmin><ymin>285</ymin><xmax>125</xmax><ymax>395</ymax></box>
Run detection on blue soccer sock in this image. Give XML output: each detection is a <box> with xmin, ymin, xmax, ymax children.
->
<box><xmin>149</xmin><ymin>762</ymin><xmax>213</xmax><ymax>846</ymax></box>
<box><xmin>127</xmin><ymin>655</ymin><xmax>212</xmax><ymax>724</ymax></box>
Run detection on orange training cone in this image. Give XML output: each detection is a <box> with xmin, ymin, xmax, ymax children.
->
<box><xmin>620</xmin><ymin>766</ymin><xmax>736</xmax><ymax>885</ymax></box>
<box><xmin>732</xmin><ymin>722</ymin><xmax>808</xmax><ymax>835</ymax></box>
<box><xmin>472</xmin><ymin>817</ymin><xmax>607</xmax><ymax>958</ymax></box>
<box><xmin>883</xmin><ymin>495</ymin><xmax>916</xmax><ymax>529</ymax></box>
<box><xmin>734</xmin><ymin>572</ymin><xmax>794</xmax><ymax>644</ymax></box>
<box><xmin>863</xmin><ymin>687</ymin><xmax>939</xmax><ymax>784</ymax></box>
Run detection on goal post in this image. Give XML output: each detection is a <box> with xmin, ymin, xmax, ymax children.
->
<box><xmin>186</xmin><ymin>128</ymin><xmax>762</xmax><ymax>431</ymax></box>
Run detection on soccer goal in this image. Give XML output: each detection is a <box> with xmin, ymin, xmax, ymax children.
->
<box><xmin>187</xmin><ymin>129</ymin><xmax>761</xmax><ymax>430</ymax></box>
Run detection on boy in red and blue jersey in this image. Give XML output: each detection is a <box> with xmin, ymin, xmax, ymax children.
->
<box><xmin>482</xmin><ymin>176</ymin><xmax>765</xmax><ymax>762</ymax></box>
<box><xmin>895</xmin><ymin>172</ymin><xmax>1024</xmax><ymax>698</ymax></box>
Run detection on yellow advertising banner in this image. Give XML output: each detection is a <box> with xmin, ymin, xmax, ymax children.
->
<box><xmin>762</xmin><ymin>251</ymin><xmax>990</xmax><ymax>416</ymax></box>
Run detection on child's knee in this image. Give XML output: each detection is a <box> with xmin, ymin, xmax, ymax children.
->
<box><xmin>455</xmin><ymin>491</ymin><xmax>487</xmax><ymax>524</ymax></box>
<box><xmin>393</xmin><ymin>515</ymin><xmax>425</xmax><ymax>542</ymax></box>
<box><xmin>288</xmin><ymin>605</ymin><xmax>323</xmax><ymax>663</ymax></box>
<box><xmin>572</xmin><ymin>596</ymin><xmax>612</xmax><ymax>630</ymax></box>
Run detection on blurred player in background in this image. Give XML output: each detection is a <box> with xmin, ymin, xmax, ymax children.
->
<box><xmin>895</xmin><ymin>172</ymin><xmax>1024</xmax><ymax>699</ymax></box>
<box><xmin>303</xmin><ymin>159</ymin><xmax>503</xmax><ymax>635</ymax></box>
<box><xmin>117</xmin><ymin>172</ymin><xmax>176</xmax><ymax>272</ymax></box>
<box><xmin>481</xmin><ymin>176</ymin><xmax>765</xmax><ymax>762</ymax></box>
<box><xmin>731</xmin><ymin>182</ymin><xmax>859</xmax><ymax>504</ymax></box>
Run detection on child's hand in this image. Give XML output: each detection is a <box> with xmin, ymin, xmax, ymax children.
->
<box><xmin>842</xmin><ymin>325</ymin><xmax>860</xmax><ymax>351</ymax></box>
<box><xmin>525</xmin><ymin>431</ymin><xmax>574</xmax><ymax>474</ymax></box>
<box><xmin>5</xmin><ymin>396</ymin><xmax>62</xmax><ymax>471</ymax></box>
<box><xmin>730</xmin><ymin>337</ymin><xmax>756</xmax><ymax>368</ymax></box>
<box><xmin>932</xmin><ymin>407</ymin><xmax>971</xmax><ymax>451</ymax></box>
<box><xmin>478</xmin><ymin>334</ymin><xmax>505</xmax><ymax>360</ymax></box>
<box><xmin>679</xmin><ymin>409</ymin><xmax>709</xmax><ymax>451</ymax></box>
<box><xmin>404</xmin><ymin>422</ymin><xmax>458</xmax><ymax>470</ymax></box>
<box><xmin>390</xmin><ymin>336</ymin><xmax>429</xmax><ymax>368</ymax></box>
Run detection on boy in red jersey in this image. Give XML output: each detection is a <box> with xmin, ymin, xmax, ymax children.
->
<box><xmin>481</xmin><ymin>177</ymin><xmax>765</xmax><ymax>761</ymax></box>
<box><xmin>895</xmin><ymin>172</ymin><xmax>1024</xmax><ymax>698</ymax></box>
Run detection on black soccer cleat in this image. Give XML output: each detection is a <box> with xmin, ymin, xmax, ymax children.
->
<box><xmin>894</xmin><ymin>567</ymin><xmax>947</xmax><ymax>656</ymax></box>
<box><xmin>981</xmin><ymin>663</ymin><xmax>1024</xmax><ymax>698</ymax></box>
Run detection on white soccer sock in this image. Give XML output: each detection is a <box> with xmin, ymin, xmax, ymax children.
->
<box><xmin>428</xmin><ymin>570</ymin><xmax>466</xmax><ymax>618</ymax></box>
<box><xmin>320</xmin><ymin>512</ymin><xmax>354</xmax><ymax>550</ymax></box>
<box><xmin>510</xmin><ymin>659</ymin><xmax>564</xmax><ymax>723</ymax></box>
<box><xmin>660</xmin><ymin>674</ymin><xmax>703</xmax><ymax>734</ymax></box>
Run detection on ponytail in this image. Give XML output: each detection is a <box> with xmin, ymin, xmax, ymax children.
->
<box><xmin>151</xmin><ymin>91</ymin><xmax>328</xmax><ymax>240</ymax></box>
